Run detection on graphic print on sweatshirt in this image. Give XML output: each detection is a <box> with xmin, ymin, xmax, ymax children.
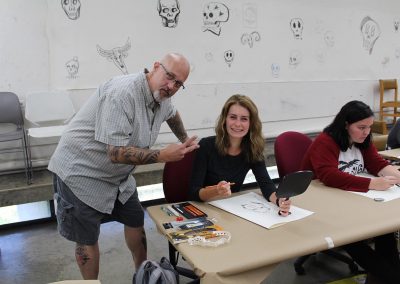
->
<box><xmin>338</xmin><ymin>146</ymin><xmax>364</xmax><ymax>175</ymax></box>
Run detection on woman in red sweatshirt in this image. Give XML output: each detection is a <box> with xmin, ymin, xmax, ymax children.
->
<box><xmin>302</xmin><ymin>100</ymin><xmax>400</xmax><ymax>284</ymax></box>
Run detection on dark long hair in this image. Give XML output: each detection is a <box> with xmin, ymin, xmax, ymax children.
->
<box><xmin>323</xmin><ymin>100</ymin><xmax>374</xmax><ymax>151</ymax></box>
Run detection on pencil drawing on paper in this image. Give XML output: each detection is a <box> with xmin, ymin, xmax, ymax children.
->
<box><xmin>65</xmin><ymin>56</ymin><xmax>79</xmax><ymax>79</ymax></box>
<box><xmin>61</xmin><ymin>0</ymin><xmax>81</xmax><ymax>20</ymax></box>
<box><xmin>202</xmin><ymin>2</ymin><xmax>230</xmax><ymax>36</ymax></box>
<box><xmin>241</xmin><ymin>31</ymin><xmax>261</xmax><ymax>48</ymax></box>
<box><xmin>97</xmin><ymin>38</ymin><xmax>131</xmax><ymax>75</ymax></box>
<box><xmin>360</xmin><ymin>16</ymin><xmax>380</xmax><ymax>55</ymax></box>
<box><xmin>157</xmin><ymin>0</ymin><xmax>180</xmax><ymax>28</ymax></box>
<box><xmin>242</xmin><ymin>201</ymin><xmax>274</xmax><ymax>214</ymax></box>
<box><xmin>290</xmin><ymin>18</ymin><xmax>303</xmax><ymax>40</ymax></box>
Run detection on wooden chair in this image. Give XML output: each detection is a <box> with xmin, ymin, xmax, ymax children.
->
<box><xmin>371</xmin><ymin>120</ymin><xmax>388</xmax><ymax>135</ymax></box>
<box><xmin>372</xmin><ymin>134</ymin><xmax>388</xmax><ymax>151</ymax></box>
<box><xmin>379</xmin><ymin>79</ymin><xmax>400</xmax><ymax>124</ymax></box>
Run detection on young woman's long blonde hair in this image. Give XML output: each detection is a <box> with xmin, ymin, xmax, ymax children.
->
<box><xmin>215</xmin><ymin>94</ymin><xmax>265</xmax><ymax>162</ymax></box>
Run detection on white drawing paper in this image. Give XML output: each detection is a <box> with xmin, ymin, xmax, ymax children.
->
<box><xmin>353</xmin><ymin>173</ymin><xmax>400</xmax><ymax>202</ymax></box>
<box><xmin>209</xmin><ymin>192</ymin><xmax>314</xmax><ymax>229</ymax></box>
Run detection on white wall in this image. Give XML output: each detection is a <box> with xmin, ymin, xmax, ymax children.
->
<box><xmin>0</xmin><ymin>0</ymin><xmax>399</xmax><ymax>171</ymax></box>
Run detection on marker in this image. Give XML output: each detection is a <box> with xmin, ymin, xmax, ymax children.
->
<box><xmin>160</xmin><ymin>206</ymin><xmax>172</xmax><ymax>216</ymax></box>
<box><xmin>172</xmin><ymin>204</ymin><xmax>185</xmax><ymax>215</ymax></box>
<box><xmin>167</xmin><ymin>205</ymin><xmax>180</xmax><ymax>217</ymax></box>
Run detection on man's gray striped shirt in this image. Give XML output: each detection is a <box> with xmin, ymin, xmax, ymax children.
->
<box><xmin>48</xmin><ymin>72</ymin><xmax>175</xmax><ymax>213</ymax></box>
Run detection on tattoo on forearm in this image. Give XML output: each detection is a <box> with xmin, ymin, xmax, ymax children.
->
<box><xmin>141</xmin><ymin>228</ymin><xmax>147</xmax><ymax>251</ymax></box>
<box><xmin>108</xmin><ymin>145</ymin><xmax>159</xmax><ymax>165</ymax></box>
<box><xmin>167</xmin><ymin>112</ymin><xmax>188</xmax><ymax>143</ymax></box>
<box><xmin>76</xmin><ymin>244</ymin><xmax>90</xmax><ymax>266</ymax></box>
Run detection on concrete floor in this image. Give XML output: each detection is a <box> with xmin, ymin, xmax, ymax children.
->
<box><xmin>0</xmin><ymin>210</ymin><xmax>363</xmax><ymax>284</ymax></box>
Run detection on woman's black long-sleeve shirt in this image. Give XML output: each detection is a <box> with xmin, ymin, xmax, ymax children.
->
<box><xmin>189</xmin><ymin>136</ymin><xmax>276</xmax><ymax>201</ymax></box>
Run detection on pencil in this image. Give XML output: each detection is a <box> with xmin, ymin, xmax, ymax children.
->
<box><xmin>205</xmin><ymin>182</ymin><xmax>235</xmax><ymax>190</ymax></box>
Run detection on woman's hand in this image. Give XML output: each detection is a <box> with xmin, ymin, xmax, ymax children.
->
<box><xmin>277</xmin><ymin>198</ymin><xmax>292</xmax><ymax>216</ymax></box>
<box><xmin>269</xmin><ymin>192</ymin><xmax>292</xmax><ymax>217</ymax></box>
<box><xmin>216</xmin><ymin>181</ymin><xmax>232</xmax><ymax>197</ymax></box>
<box><xmin>369</xmin><ymin>176</ymin><xmax>399</xmax><ymax>191</ymax></box>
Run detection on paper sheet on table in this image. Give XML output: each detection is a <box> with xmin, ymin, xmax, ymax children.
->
<box><xmin>208</xmin><ymin>192</ymin><xmax>314</xmax><ymax>229</ymax></box>
<box><xmin>353</xmin><ymin>173</ymin><xmax>400</xmax><ymax>202</ymax></box>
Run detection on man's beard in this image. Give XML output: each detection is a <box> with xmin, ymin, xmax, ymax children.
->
<box><xmin>153</xmin><ymin>90</ymin><xmax>168</xmax><ymax>103</ymax></box>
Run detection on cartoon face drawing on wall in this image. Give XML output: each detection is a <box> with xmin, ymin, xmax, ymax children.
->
<box><xmin>157</xmin><ymin>0</ymin><xmax>180</xmax><ymax>28</ymax></box>
<box><xmin>271</xmin><ymin>63</ymin><xmax>280</xmax><ymax>78</ymax></box>
<box><xmin>360</xmin><ymin>16</ymin><xmax>380</xmax><ymax>55</ymax></box>
<box><xmin>289</xmin><ymin>50</ymin><xmax>302</xmax><ymax>68</ymax></box>
<box><xmin>61</xmin><ymin>0</ymin><xmax>81</xmax><ymax>20</ymax></box>
<box><xmin>202</xmin><ymin>2</ymin><xmax>230</xmax><ymax>36</ymax></box>
<box><xmin>324</xmin><ymin>31</ymin><xmax>335</xmax><ymax>47</ymax></box>
<box><xmin>66</xmin><ymin>57</ymin><xmax>79</xmax><ymax>78</ymax></box>
<box><xmin>290</xmin><ymin>18</ymin><xmax>303</xmax><ymax>39</ymax></box>
<box><xmin>394</xmin><ymin>19</ymin><xmax>400</xmax><ymax>32</ymax></box>
<box><xmin>224</xmin><ymin>50</ymin><xmax>234</xmax><ymax>67</ymax></box>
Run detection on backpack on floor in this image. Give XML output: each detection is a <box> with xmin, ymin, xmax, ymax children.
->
<box><xmin>133</xmin><ymin>256</ymin><xmax>179</xmax><ymax>284</ymax></box>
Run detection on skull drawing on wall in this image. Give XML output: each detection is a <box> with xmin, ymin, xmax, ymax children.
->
<box><xmin>157</xmin><ymin>0</ymin><xmax>180</xmax><ymax>28</ymax></box>
<box><xmin>271</xmin><ymin>63</ymin><xmax>280</xmax><ymax>78</ymax></box>
<box><xmin>224</xmin><ymin>50</ymin><xmax>234</xmax><ymax>67</ymax></box>
<box><xmin>360</xmin><ymin>16</ymin><xmax>381</xmax><ymax>55</ymax></box>
<box><xmin>395</xmin><ymin>48</ymin><xmax>400</xmax><ymax>59</ymax></box>
<box><xmin>202</xmin><ymin>2</ymin><xmax>230</xmax><ymax>36</ymax></box>
<box><xmin>324</xmin><ymin>31</ymin><xmax>335</xmax><ymax>47</ymax></box>
<box><xmin>61</xmin><ymin>0</ymin><xmax>81</xmax><ymax>20</ymax></box>
<box><xmin>290</xmin><ymin>18</ymin><xmax>303</xmax><ymax>39</ymax></box>
<box><xmin>97</xmin><ymin>38</ymin><xmax>131</xmax><ymax>75</ymax></box>
<box><xmin>65</xmin><ymin>57</ymin><xmax>79</xmax><ymax>78</ymax></box>
<box><xmin>289</xmin><ymin>50</ymin><xmax>302</xmax><ymax>68</ymax></box>
<box><xmin>394</xmin><ymin>19</ymin><xmax>400</xmax><ymax>32</ymax></box>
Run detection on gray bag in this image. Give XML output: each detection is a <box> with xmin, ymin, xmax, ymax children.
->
<box><xmin>133</xmin><ymin>257</ymin><xmax>179</xmax><ymax>284</ymax></box>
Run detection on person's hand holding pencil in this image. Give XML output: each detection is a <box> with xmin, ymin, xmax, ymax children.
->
<box><xmin>205</xmin><ymin>181</ymin><xmax>235</xmax><ymax>198</ymax></box>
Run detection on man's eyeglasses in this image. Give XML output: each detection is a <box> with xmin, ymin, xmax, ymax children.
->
<box><xmin>159</xmin><ymin>63</ymin><xmax>185</xmax><ymax>90</ymax></box>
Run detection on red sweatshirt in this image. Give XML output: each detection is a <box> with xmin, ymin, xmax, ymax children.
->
<box><xmin>301</xmin><ymin>132</ymin><xmax>389</xmax><ymax>192</ymax></box>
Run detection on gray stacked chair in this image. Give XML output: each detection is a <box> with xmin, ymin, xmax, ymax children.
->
<box><xmin>0</xmin><ymin>92</ymin><xmax>32</xmax><ymax>184</ymax></box>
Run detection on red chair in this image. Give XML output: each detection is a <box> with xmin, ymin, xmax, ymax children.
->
<box><xmin>274</xmin><ymin>131</ymin><xmax>358</xmax><ymax>275</ymax></box>
<box><xmin>162</xmin><ymin>150</ymin><xmax>199</xmax><ymax>282</ymax></box>
<box><xmin>163</xmin><ymin>150</ymin><xmax>197</xmax><ymax>203</ymax></box>
<box><xmin>274</xmin><ymin>131</ymin><xmax>312</xmax><ymax>178</ymax></box>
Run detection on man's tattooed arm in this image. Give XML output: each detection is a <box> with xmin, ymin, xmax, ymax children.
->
<box><xmin>166</xmin><ymin>111</ymin><xmax>188</xmax><ymax>143</ymax></box>
<box><xmin>107</xmin><ymin>145</ymin><xmax>160</xmax><ymax>165</ymax></box>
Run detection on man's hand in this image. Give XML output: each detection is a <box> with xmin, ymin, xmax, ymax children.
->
<box><xmin>159</xmin><ymin>135</ymin><xmax>199</xmax><ymax>162</ymax></box>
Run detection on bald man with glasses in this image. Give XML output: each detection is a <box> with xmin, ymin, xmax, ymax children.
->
<box><xmin>49</xmin><ymin>53</ymin><xmax>198</xmax><ymax>280</ymax></box>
